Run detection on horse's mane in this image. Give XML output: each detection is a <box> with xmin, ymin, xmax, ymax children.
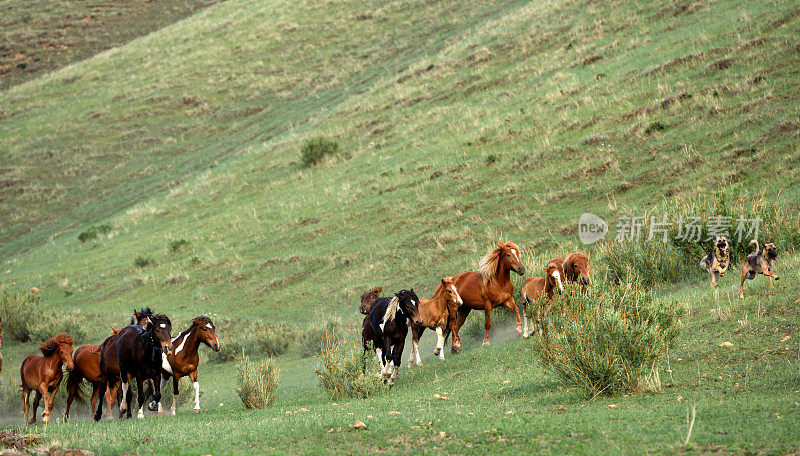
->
<box><xmin>40</xmin><ymin>333</ymin><xmax>74</xmax><ymax>356</ymax></box>
<box><xmin>360</xmin><ymin>287</ymin><xmax>383</xmax><ymax>303</ymax></box>
<box><xmin>192</xmin><ymin>315</ymin><xmax>213</xmax><ymax>327</ymax></box>
<box><xmin>384</xmin><ymin>297</ymin><xmax>399</xmax><ymax>321</ymax></box>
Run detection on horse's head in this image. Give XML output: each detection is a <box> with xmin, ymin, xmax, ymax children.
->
<box><xmin>440</xmin><ymin>277</ymin><xmax>463</xmax><ymax>306</ymax></box>
<box><xmin>148</xmin><ymin>314</ymin><xmax>173</xmax><ymax>355</ymax></box>
<box><xmin>133</xmin><ymin>307</ymin><xmax>154</xmax><ymax>326</ymax></box>
<box><xmin>193</xmin><ymin>316</ymin><xmax>220</xmax><ymax>352</ymax></box>
<box><xmin>41</xmin><ymin>333</ymin><xmax>75</xmax><ymax>370</ymax></box>
<box><xmin>545</xmin><ymin>263</ymin><xmax>564</xmax><ymax>294</ymax></box>
<box><xmin>359</xmin><ymin>286</ymin><xmax>383</xmax><ymax>315</ymax></box>
<box><xmin>395</xmin><ymin>289</ymin><xmax>423</xmax><ymax>326</ymax></box>
<box><xmin>497</xmin><ymin>241</ymin><xmax>526</xmax><ymax>276</ymax></box>
<box><xmin>563</xmin><ymin>252</ymin><xmax>591</xmax><ymax>286</ymax></box>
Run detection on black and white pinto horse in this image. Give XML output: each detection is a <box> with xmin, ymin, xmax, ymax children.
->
<box><xmin>365</xmin><ymin>289</ymin><xmax>422</xmax><ymax>384</ymax></box>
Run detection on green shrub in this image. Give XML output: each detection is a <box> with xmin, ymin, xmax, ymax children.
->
<box><xmin>168</xmin><ymin>239</ymin><xmax>191</xmax><ymax>253</ymax></box>
<box><xmin>134</xmin><ymin>255</ymin><xmax>154</xmax><ymax>268</ymax></box>
<box><xmin>296</xmin><ymin>318</ymin><xmax>342</xmax><ymax>358</ymax></box>
<box><xmin>644</xmin><ymin>121</ymin><xmax>666</xmax><ymax>134</ymax></box>
<box><xmin>236</xmin><ymin>354</ymin><xmax>279</xmax><ymax>409</ymax></box>
<box><xmin>531</xmin><ymin>278</ymin><xmax>682</xmax><ymax>397</ymax></box>
<box><xmin>300</xmin><ymin>136</ymin><xmax>339</xmax><ymax>167</ymax></box>
<box><xmin>0</xmin><ymin>287</ymin><xmax>40</xmax><ymax>342</ymax></box>
<box><xmin>211</xmin><ymin>322</ymin><xmax>295</xmax><ymax>363</ymax></box>
<box><xmin>316</xmin><ymin>332</ymin><xmax>387</xmax><ymax>400</ymax></box>
<box><xmin>77</xmin><ymin>223</ymin><xmax>112</xmax><ymax>242</ymax></box>
<box><xmin>596</xmin><ymin>240</ymin><xmax>695</xmax><ymax>288</ymax></box>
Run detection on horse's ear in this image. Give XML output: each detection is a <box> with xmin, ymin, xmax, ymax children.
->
<box><xmin>496</xmin><ymin>241</ymin><xmax>504</xmax><ymax>249</ymax></box>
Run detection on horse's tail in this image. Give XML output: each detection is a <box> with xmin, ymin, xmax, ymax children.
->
<box><xmin>66</xmin><ymin>365</ymin><xmax>86</xmax><ymax>403</ymax></box>
<box><xmin>749</xmin><ymin>239</ymin><xmax>759</xmax><ymax>256</ymax></box>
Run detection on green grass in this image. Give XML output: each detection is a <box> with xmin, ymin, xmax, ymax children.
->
<box><xmin>0</xmin><ymin>0</ymin><xmax>799</xmax><ymax>453</ymax></box>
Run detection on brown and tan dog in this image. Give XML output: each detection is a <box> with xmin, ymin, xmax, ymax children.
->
<box><xmin>739</xmin><ymin>239</ymin><xmax>779</xmax><ymax>299</ymax></box>
<box><xmin>699</xmin><ymin>236</ymin><xmax>730</xmax><ymax>287</ymax></box>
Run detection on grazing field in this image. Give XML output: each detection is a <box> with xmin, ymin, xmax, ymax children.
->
<box><xmin>0</xmin><ymin>0</ymin><xmax>799</xmax><ymax>454</ymax></box>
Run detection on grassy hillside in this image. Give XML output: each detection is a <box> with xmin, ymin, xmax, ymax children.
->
<box><xmin>1</xmin><ymin>0</ymin><xmax>799</xmax><ymax>454</ymax></box>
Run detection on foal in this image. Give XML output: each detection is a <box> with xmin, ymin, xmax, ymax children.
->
<box><xmin>407</xmin><ymin>277</ymin><xmax>462</xmax><ymax>367</ymax></box>
<box><xmin>157</xmin><ymin>316</ymin><xmax>220</xmax><ymax>414</ymax></box>
<box><xmin>366</xmin><ymin>289</ymin><xmax>422</xmax><ymax>384</ymax></box>
<box><xmin>521</xmin><ymin>262</ymin><xmax>563</xmax><ymax>338</ymax></box>
<box><xmin>20</xmin><ymin>334</ymin><xmax>74</xmax><ymax>424</ymax></box>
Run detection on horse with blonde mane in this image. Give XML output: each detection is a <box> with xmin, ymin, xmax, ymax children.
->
<box><xmin>449</xmin><ymin>241</ymin><xmax>526</xmax><ymax>351</ymax></box>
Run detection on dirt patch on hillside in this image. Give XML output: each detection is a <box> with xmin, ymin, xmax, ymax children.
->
<box><xmin>0</xmin><ymin>0</ymin><xmax>220</xmax><ymax>90</ymax></box>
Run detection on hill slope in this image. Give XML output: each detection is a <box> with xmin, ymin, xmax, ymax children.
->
<box><xmin>0</xmin><ymin>0</ymin><xmax>799</xmax><ymax>454</ymax></box>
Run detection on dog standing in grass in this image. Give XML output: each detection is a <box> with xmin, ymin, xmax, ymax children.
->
<box><xmin>739</xmin><ymin>239</ymin><xmax>779</xmax><ymax>298</ymax></box>
<box><xmin>699</xmin><ymin>236</ymin><xmax>730</xmax><ymax>287</ymax></box>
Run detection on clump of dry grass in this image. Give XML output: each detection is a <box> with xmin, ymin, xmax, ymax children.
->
<box><xmin>315</xmin><ymin>332</ymin><xmax>387</xmax><ymax>400</ymax></box>
<box><xmin>236</xmin><ymin>354</ymin><xmax>279</xmax><ymax>409</ymax></box>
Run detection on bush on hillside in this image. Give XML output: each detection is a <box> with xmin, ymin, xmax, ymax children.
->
<box><xmin>300</xmin><ymin>136</ymin><xmax>339</xmax><ymax>167</ymax></box>
<box><xmin>236</xmin><ymin>354</ymin><xmax>279</xmax><ymax>409</ymax></box>
<box><xmin>134</xmin><ymin>255</ymin><xmax>154</xmax><ymax>268</ymax></box>
<box><xmin>77</xmin><ymin>223</ymin><xmax>112</xmax><ymax>243</ymax></box>
<box><xmin>0</xmin><ymin>287</ymin><xmax>87</xmax><ymax>343</ymax></box>
<box><xmin>316</xmin><ymin>332</ymin><xmax>387</xmax><ymax>400</ymax></box>
<box><xmin>168</xmin><ymin>238</ymin><xmax>191</xmax><ymax>253</ymax></box>
<box><xmin>531</xmin><ymin>278</ymin><xmax>682</xmax><ymax>397</ymax></box>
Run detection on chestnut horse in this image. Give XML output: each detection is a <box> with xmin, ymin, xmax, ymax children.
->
<box><xmin>449</xmin><ymin>241</ymin><xmax>526</xmax><ymax>351</ymax></box>
<box><xmin>20</xmin><ymin>334</ymin><xmax>74</xmax><ymax>424</ymax></box>
<box><xmin>95</xmin><ymin>314</ymin><xmax>172</xmax><ymax>421</ymax></box>
<box><xmin>521</xmin><ymin>262</ymin><xmax>563</xmax><ymax>338</ymax></box>
<box><xmin>407</xmin><ymin>277</ymin><xmax>463</xmax><ymax>367</ymax></box>
<box><xmin>157</xmin><ymin>316</ymin><xmax>220</xmax><ymax>415</ymax></box>
<box><xmin>549</xmin><ymin>252</ymin><xmax>591</xmax><ymax>286</ymax></box>
<box><xmin>64</xmin><ymin>312</ymin><xmax>150</xmax><ymax>422</ymax></box>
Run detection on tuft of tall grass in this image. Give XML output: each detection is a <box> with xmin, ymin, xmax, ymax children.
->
<box><xmin>133</xmin><ymin>255</ymin><xmax>155</xmax><ymax>268</ymax></box>
<box><xmin>532</xmin><ymin>278</ymin><xmax>683</xmax><ymax>398</ymax></box>
<box><xmin>211</xmin><ymin>322</ymin><xmax>295</xmax><ymax>363</ymax></box>
<box><xmin>77</xmin><ymin>223</ymin><xmax>112</xmax><ymax>243</ymax></box>
<box><xmin>168</xmin><ymin>239</ymin><xmax>191</xmax><ymax>253</ymax></box>
<box><xmin>236</xmin><ymin>354</ymin><xmax>278</xmax><ymax>409</ymax></box>
<box><xmin>300</xmin><ymin>136</ymin><xmax>339</xmax><ymax>167</ymax></box>
<box><xmin>316</xmin><ymin>332</ymin><xmax>387</xmax><ymax>400</ymax></box>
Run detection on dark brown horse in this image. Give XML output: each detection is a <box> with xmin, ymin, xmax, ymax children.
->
<box><xmin>449</xmin><ymin>241</ymin><xmax>526</xmax><ymax>351</ymax></box>
<box><xmin>157</xmin><ymin>316</ymin><xmax>220</xmax><ymax>414</ymax></box>
<box><xmin>20</xmin><ymin>334</ymin><xmax>74</xmax><ymax>424</ymax></box>
<box><xmin>95</xmin><ymin>314</ymin><xmax>172</xmax><ymax>421</ymax></box>
<box><xmin>407</xmin><ymin>277</ymin><xmax>462</xmax><ymax>367</ymax></box>
<box><xmin>365</xmin><ymin>290</ymin><xmax>423</xmax><ymax>384</ymax></box>
<box><xmin>64</xmin><ymin>312</ymin><xmax>152</xmax><ymax>421</ymax></box>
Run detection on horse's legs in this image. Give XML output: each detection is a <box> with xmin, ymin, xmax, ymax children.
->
<box><xmin>451</xmin><ymin>308</ymin><xmax>470</xmax><ymax>353</ymax></box>
<box><xmin>407</xmin><ymin>325</ymin><xmax>423</xmax><ymax>368</ymax></box>
<box><xmin>522</xmin><ymin>297</ymin><xmax>530</xmax><ymax>339</ymax></box>
<box><xmin>503</xmin><ymin>297</ymin><xmax>523</xmax><ymax>335</ymax></box>
<box><xmin>482</xmin><ymin>302</ymin><xmax>492</xmax><ymax>345</ymax></box>
<box><xmin>64</xmin><ymin>378</ymin><xmax>77</xmax><ymax>422</ymax></box>
<box><xmin>189</xmin><ymin>371</ymin><xmax>200</xmax><ymax>413</ymax></box>
<box><xmin>30</xmin><ymin>390</ymin><xmax>42</xmax><ymax>425</ymax></box>
<box><xmin>435</xmin><ymin>327</ymin><xmax>446</xmax><ymax>360</ymax></box>
<box><xmin>94</xmin><ymin>380</ymin><xmax>108</xmax><ymax>422</ymax></box>
<box><xmin>105</xmin><ymin>382</ymin><xmax>118</xmax><ymax>420</ymax></box>
<box><xmin>390</xmin><ymin>340</ymin><xmax>404</xmax><ymax>384</ymax></box>
<box><xmin>119</xmin><ymin>370</ymin><xmax>129</xmax><ymax>417</ymax></box>
<box><xmin>136</xmin><ymin>377</ymin><xmax>146</xmax><ymax>419</ymax></box>
<box><xmin>22</xmin><ymin>386</ymin><xmax>31</xmax><ymax>425</ymax></box>
<box><xmin>42</xmin><ymin>384</ymin><xmax>57</xmax><ymax>424</ymax></box>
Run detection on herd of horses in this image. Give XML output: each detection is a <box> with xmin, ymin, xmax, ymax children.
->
<box><xmin>18</xmin><ymin>309</ymin><xmax>220</xmax><ymax>424</ymax></box>
<box><xmin>360</xmin><ymin>240</ymin><xmax>590</xmax><ymax>384</ymax></box>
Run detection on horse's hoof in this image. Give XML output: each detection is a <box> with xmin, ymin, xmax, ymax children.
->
<box><xmin>482</xmin><ymin>341</ymin><xmax>490</xmax><ymax>347</ymax></box>
<box><xmin>148</xmin><ymin>401</ymin><xmax>158</xmax><ymax>412</ymax></box>
<box><xmin>137</xmin><ymin>411</ymin><xmax>144</xmax><ymax>419</ymax></box>
<box><xmin>193</xmin><ymin>408</ymin><xmax>200</xmax><ymax>414</ymax></box>
<box><xmin>515</xmin><ymin>327</ymin><xmax>523</xmax><ymax>334</ymax></box>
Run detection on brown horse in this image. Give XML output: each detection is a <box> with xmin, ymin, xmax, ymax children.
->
<box><xmin>359</xmin><ymin>286</ymin><xmax>383</xmax><ymax>315</ymax></box>
<box><xmin>157</xmin><ymin>316</ymin><xmax>220</xmax><ymax>415</ymax></box>
<box><xmin>449</xmin><ymin>241</ymin><xmax>526</xmax><ymax>351</ymax></box>
<box><xmin>64</xmin><ymin>314</ymin><xmax>151</xmax><ymax>421</ymax></box>
<box><xmin>553</xmin><ymin>252</ymin><xmax>591</xmax><ymax>286</ymax></box>
<box><xmin>521</xmin><ymin>262</ymin><xmax>563</xmax><ymax>338</ymax></box>
<box><xmin>407</xmin><ymin>277</ymin><xmax>463</xmax><ymax>367</ymax></box>
<box><xmin>20</xmin><ymin>334</ymin><xmax>74</xmax><ymax>424</ymax></box>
